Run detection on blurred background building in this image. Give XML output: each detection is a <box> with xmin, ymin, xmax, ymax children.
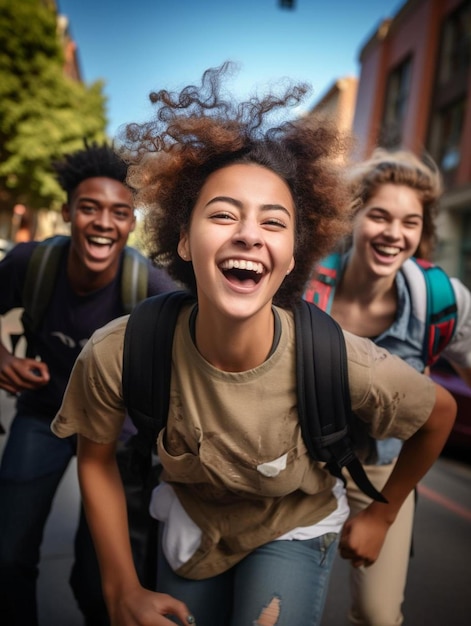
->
<box><xmin>311</xmin><ymin>0</ymin><xmax>471</xmax><ymax>287</ymax></box>
<box><xmin>2</xmin><ymin>0</ymin><xmax>471</xmax><ymax>286</ymax></box>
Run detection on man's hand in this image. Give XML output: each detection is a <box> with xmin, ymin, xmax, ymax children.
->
<box><xmin>0</xmin><ymin>352</ymin><xmax>50</xmax><ymax>394</ymax></box>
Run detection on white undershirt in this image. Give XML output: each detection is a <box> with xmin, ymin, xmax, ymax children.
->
<box><xmin>149</xmin><ymin>479</ymin><xmax>349</xmax><ymax>571</ymax></box>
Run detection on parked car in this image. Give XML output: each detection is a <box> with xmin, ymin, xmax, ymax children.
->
<box><xmin>430</xmin><ymin>359</ymin><xmax>471</xmax><ymax>450</ymax></box>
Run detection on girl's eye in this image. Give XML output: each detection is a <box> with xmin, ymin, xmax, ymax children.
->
<box><xmin>264</xmin><ymin>218</ymin><xmax>286</xmax><ymax>229</ymax></box>
<box><xmin>211</xmin><ymin>212</ymin><xmax>235</xmax><ymax>221</ymax></box>
<box><xmin>369</xmin><ymin>213</ymin><xmax>386</xmax><ymax>222</ymax></box>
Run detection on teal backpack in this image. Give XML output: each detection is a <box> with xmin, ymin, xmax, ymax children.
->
<box><xmin>21</xmin><ymin>235</ymin><xmax>149</xmax><ymax>338</ymax></box>
<box><xmin>304</xmin><ymin>252</ymin><xmax>458</xmax><ymax>367</ymax></box>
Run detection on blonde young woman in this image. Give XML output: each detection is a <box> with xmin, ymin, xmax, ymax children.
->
<box><xmin>305</xmin><ymin>148</ymin><xmax>471</xmax><ymax>626</ymax></box>
<box><xmin>51</xmin><ymin>67</ymin><xmax>456</xmax><ymax>626</ymax></box>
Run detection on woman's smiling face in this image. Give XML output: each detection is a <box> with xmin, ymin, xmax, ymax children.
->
<box><xmin>352</xmin><ymin>183</ymin><xmax>424</xmax><ymax>278</ymax></box>
<box><xmin>178</xmin><ymin>163</ymin><xmax>295</xmax><ymax>321</ymax></box>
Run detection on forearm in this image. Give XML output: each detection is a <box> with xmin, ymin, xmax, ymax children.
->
<box><xmin>370</xmin><ymin>381</ymin><xmax>456</xmax><ymax>523</ymax></box>
<box><xmin>339</xmin><ymin>382</ymin><xmax>456</xmax><ymax>567</ymax></box>
<box><xmin>77</xmin><ymin>436</ymin><xmax>141</xmax><ymax>603</ymax></box>
<box><xmin>77</xmin><ymin>435</ymin><xmax>193</xmax><ymax>626</ymax></box>
<box><xmin>448</xmin><ymin>361</ymin><xmax>471</xmax><ymax>387</ymax></box>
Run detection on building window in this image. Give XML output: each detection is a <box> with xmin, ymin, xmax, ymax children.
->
<box><xmin>428</xmin><ymin>98</ymin><xmax>466</xmax><ymax>184</ymax></box>
<box><xmin>379</xmin><ymin>57</ymin><xmax>412</xmax><ymax>148</ymax></box>
<box><xmin>437</xmin><ymin>1</ymin><xmax>471</xmax><ymax>85</ymax></box>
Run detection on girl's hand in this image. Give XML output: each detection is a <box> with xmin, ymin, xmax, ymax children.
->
<box><xmin>338</xmin><ymin>506</ymin><xmax>391</xmax><ymax>568</ymax></box>
<box><xmin>108</xmin><ymin>586</ymin><xmax>196</xmax><ymax>626</ymax></box>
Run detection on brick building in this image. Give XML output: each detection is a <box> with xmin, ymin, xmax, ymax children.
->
<box><xmin>353</xmin><ymin>0</ymin><xmax>471</xmax><ymax>285</ymax></box>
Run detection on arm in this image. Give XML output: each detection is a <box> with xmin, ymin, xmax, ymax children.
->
<box><xmin>447</xmin><ymin>361</ymin><xmax>471</xmax><ymax>387</ymax></box>
<box><xmin>0</xmin><ymin>341</ymin><xmax>49</xmax><ymax>394</ymax></box>
<box><xmin>339</xmin><ymin>381</ymin><xmax>456</xmax><ymax>568</ymax></box>
<box><xmin>77</xmin><ymin>435</ymin><xmax>193</xmax><ymax>626</ymax></box>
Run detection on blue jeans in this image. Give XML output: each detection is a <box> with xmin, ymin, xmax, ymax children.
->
<box><xmin>157</xmin><ymin>532</ymin><xmax>339</xmax><ymax>626</ymax></box>
<box><xmin>0</xmin><ymin>412</ymin><xmax>108</xmax><ymax>626</ymax></box>
<box><xmin>0</xmin><ymin>412</ymin><xmax>160</xmax><ymax>626</ymax></box>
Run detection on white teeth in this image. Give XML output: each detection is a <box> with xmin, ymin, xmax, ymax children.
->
<box><xmin>220</xmin><ymin>259</ymin><xmax>264</xmax><ymax>274</ymax></box>
<box><xmin>89</xmin><ymin>236</ymin><xmax>113</xmax><ymax>245</ymax></box>
<box><xmin>375</xmin><ymin>245</ymin><xmax>400</xmax><ymax>255</ymax></box>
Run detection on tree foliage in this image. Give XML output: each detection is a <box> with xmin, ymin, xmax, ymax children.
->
<box><xmin>0</xmin><ymin>0</ymin><xmax>108</xmax><ymax>211</ymax></box>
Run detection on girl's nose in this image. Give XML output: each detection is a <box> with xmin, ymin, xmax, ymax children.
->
<box><xmin>233</xmin><ymin>220</ymin><xmax>263</xmax><ymax>248</ymax></box>
<box><xmin>384</xmin><ymin>220</ymin><xmax>401</xmax><ymax>238</ymax></box>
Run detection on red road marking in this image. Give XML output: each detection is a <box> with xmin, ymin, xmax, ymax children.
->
<box><xmin>417</xmin><ymin>483</ymin><xmax>471</xmax><ymax>522</ymax></box>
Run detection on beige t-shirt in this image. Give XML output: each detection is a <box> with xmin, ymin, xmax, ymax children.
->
<box><xmin>52</xmin><ymin>304</ymin><xmax>435</xmax><ymax>579</ymax></box>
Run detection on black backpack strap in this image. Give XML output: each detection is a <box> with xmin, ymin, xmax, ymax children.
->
<box><xmin>121</xmin><ymin>246</ymin><xmax>150</xmax><ymax>314</ymax></box>
<box><xmin>294</xmin><ymin>300</ymin><xmax>387</xmax><ymax>503</ymax></box>
<box><xmin>122</xmin><ymin>290</ymin><xmax>195</xmax><ymax>477</ymax></box>
<box><xmin>21</xmin><ymin>236</ymin><xmax>69</xmax><ymax>355</ymax></box>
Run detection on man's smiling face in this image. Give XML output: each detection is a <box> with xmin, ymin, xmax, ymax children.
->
<box><xmin>62</xmin><ymin>176</ymin><xmax>135</xmax><ymax>281</ymax></box>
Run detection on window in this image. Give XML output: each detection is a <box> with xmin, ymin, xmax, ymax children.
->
<box><xmin>437</xmin><ymin>1</ymin><xmax>471</xmax><ymax>86</ymax></box>
<box><xmin>379</xmin><ymin>58</ymin><xmax>412</xmax><ymax>148</ymax></box>
<box><xmin>428</xmin><ymin>98</ymin><xmax>466</xmax><ymax>183</ymax></box>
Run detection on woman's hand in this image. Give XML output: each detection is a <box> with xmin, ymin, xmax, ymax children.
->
<box><xmin>338</xmin><ymin>506</ymin><xmax>391</xmax><ymax>568</ymax></box>
<box><xmin>77</xmin><ymin>437</ymin><xmax>196</xmax><ymax>626</ymax></box>
<box><xmin>108</xmin><ymin>585</ymin><xmax>195</xmax><ymax>626</ymax></box>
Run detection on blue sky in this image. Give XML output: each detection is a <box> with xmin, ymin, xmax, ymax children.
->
<box><xmin>57</xmin><ymin>0</ymin><xmax>406</xmax><ymax>138</ymax></box>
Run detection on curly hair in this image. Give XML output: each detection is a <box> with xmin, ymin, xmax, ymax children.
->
<box><xmin>347</xmin><ymin>148</ymin><xmax>443</xmax><ymax>259</ymax></box>
<box><xmin>121</xmin><ymin>62</ymin><xmax>353</xmax><ymax>308</ymax></box>
<box><xmin>53</xmin><ymin>141</ymin><xmax>128</xmax><ymax>202</ymax></box>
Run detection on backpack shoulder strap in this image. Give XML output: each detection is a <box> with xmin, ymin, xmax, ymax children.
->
<box><xmin>121</xmin><ymin>246</ymin><xmax>150</xmax><ymax>313</ymax></box>
<box><xmin>294</xmin><ymin>299</ymin><xmax>386</xmax><ymax>502</ymax></box>
<box><xmin>22</xmin><ymin>235</ymin><xmax>70</xmax><ymax>334</ymax></box>
<box><xmin>402</xmin><ymin>258</ymin><xmax>457</xmax><ymax>366</ymax></box>
<box><xmin>122</xmin><ymin>290</ymin><xmax>195</xmax><ymax>475</ymax></box>
<box><xmin>303</xmin><ymin>252</ymin><xmax>342</xmax><ymax>313</ymax></box>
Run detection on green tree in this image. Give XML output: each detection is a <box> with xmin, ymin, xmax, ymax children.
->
<box><xmin>0</xmin><ymin>0</ymin><xmax>107</xmax><ymax>214</ymax></box>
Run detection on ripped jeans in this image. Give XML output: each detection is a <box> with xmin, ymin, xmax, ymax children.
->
<box><xmin>157</xmin><ymin>532</ymin><xmax>339</xmax><ymax>626</ymax></box>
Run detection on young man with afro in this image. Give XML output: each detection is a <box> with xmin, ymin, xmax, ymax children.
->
<box><xmin>0</xmin><ymin>142</ymin><xmax>175</xmax><ymax>626</ymax></box>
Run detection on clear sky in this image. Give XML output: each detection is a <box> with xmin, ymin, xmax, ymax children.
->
<box><xmin>57</xmin><ymin>0</ymin><xmax>406</xmax><ymax>138</ymax></box>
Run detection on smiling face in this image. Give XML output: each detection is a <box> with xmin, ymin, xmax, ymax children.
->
<box><xmin>178</xmin><ymin>163</ymin><xmax>295</xmax><ymax>321</ymax></box>
<box><xmin>351</xmin><ymin>183</ymin><xmax>424</xmax><ymax>278</ymax></box>
<box><xmin>62</xmin><ymin>176</ymin><xmax>135</xmax><ymax>286</ymax></box>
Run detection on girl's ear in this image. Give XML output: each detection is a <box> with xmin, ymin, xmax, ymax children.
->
<box><xmin>177</xmin><ymin>232</ymin><xmax>191</xmax><ymax>261</ymax></box>
<box><xmin>287</xmin><ymin>256</ymin><xmax>295</xmax><ymax>275</ymax></box>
